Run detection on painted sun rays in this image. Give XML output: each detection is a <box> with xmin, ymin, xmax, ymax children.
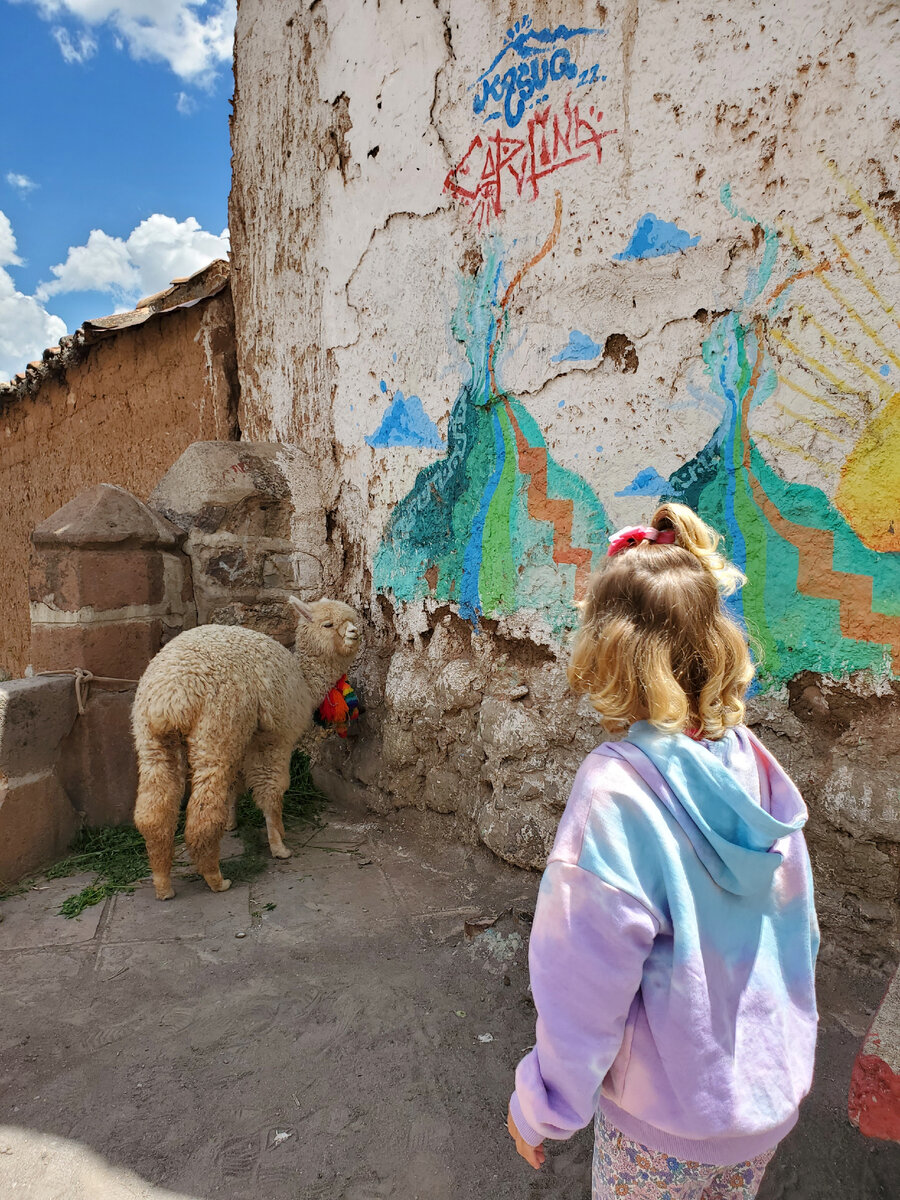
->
<box><xmin>666</xmin><ymin>172</ymin><xmax>900</xmax><ymax>683</ymax></box>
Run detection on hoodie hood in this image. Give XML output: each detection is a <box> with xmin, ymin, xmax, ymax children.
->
<box><xmin>598</xmin><ymin>722</ymin><xmax>807</xmax><ymax>896</ymax></box>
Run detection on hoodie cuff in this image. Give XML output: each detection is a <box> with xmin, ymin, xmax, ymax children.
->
<box><xmin>509</xmin><ymin>1092</ymin><xmax>544</xmax><ymax>1147</ymax></box>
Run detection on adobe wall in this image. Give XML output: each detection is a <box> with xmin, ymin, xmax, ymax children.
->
<box><xmin>230</xmin><ymin>2</ymin><xmax>900</xmax><ymax>962</ymax></box>
<box><xmin>0</xmin><ymin>289</ymin><xmax>238</xmax><ymax>678</ymax></box>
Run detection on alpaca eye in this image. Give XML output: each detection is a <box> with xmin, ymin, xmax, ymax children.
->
<box><xmin>323</xmin><ymin>622</ymin><xmax>334</xmax><ymax>628</ymax></box>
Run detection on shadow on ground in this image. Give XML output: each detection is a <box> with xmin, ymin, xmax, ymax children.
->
<box><xmin>0</xmin><ymin>795</ymin><xmax>897</xmax><ymax>1199</ymax></box>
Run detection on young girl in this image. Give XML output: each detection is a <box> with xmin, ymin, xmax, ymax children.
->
<box><xmin>506</xmin><ymin>503</ymin><xmax>818</xmax><ymax>1199</ymax></box>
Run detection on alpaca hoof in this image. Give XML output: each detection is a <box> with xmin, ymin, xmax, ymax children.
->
<box><xmin>224</xmin><ymin>818</ymin><xmax>237</xmax><ymax>832</ymax></box>
<box><xmin>271</xmin><ymin>844</ymin><xmax>292</xmax><ymax>860</ymax></box>
<box><xmin>155</xmin><ymin>885</ymin><xmax>175</xmax><ymax>901</ymax></box>
<box><xmin>203</xmin><ymin>875</ymin><xmax>232</xmax><ymax>893</ymax></box>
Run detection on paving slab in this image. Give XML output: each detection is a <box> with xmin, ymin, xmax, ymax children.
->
<box><xmin>0</xmin><ymin>873</ymin><xmax>104</xmax><ymax>950</ymax></box>
<box><xmin>104</xmin><ymin>879</ymin><xmax>252</xmax><ymax>943</ymax></box>
<box><xmin>251</xmin><ymin>845</ymin><xmax>403</xmax><ymax>944</ymax></box>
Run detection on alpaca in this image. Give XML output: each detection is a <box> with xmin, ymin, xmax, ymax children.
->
<box><xmin>132</xmin><ymin>597</ymin><xmax>361</xmax><ymax>900</ymax></box>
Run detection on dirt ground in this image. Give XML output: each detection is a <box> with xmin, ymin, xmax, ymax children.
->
<box><xmin>1</xmin><ymin>794</ymin><xmax>898</xmax><ymax>1200</ymax></box>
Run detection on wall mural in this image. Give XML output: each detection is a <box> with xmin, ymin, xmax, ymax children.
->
<box><xmin>372</xmin><ymin>201</ymin><xmax>610</xmax><ymax>632</ymax></box>
<box><xmin>666</xmin><ymin>169</ymin><xmax>900</xmax><ymax>686</ymax></box>
<box><xmin>371</xmin><ymin>16</ymin><xmax>900</xmax><ymax>687</ymax></box>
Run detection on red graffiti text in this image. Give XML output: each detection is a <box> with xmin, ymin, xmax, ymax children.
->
<box><xmin>444</xmin><ymin>96</ymin><xmax>615</xmax><ymax>227</ymax></box>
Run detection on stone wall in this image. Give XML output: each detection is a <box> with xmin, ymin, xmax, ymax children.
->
<box><xmin>149</xmin><ymin>440</ymin><xmax>332</xmax><ymax>641</ymax></box>
<box><xmin>230</xmin><ymin>0</ymin><xmax>900</xmax><ymax>961</ymax></box>
<box><xmin>0</xmin><ymin>277</ymin><xmax>237</xmax><ymax>678</ymax></box>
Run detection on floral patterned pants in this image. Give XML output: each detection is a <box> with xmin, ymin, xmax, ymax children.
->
<box><xmin>592</xmin><ymin>1111</ymin><xmax>776</xmax><ymax>1200</ymax></box>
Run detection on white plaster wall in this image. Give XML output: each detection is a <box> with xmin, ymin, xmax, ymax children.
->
<box><xmin>233</xmin><ymin>0</ymin><xmax>898</xmax><ymax>561</ymax></box>
<box><xmin>231</xmin><ymin>0</ymin><xmax>900</xmax><ymax>955</ymax></box>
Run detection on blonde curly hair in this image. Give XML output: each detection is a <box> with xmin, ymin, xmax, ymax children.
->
<box><xmin>568</xmin><ymin>503</ymin><xmax>755</xmax><ymax>740</ymax></box>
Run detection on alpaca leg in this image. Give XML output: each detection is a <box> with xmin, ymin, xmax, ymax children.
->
<box><xmin>224</xmin><ymin>773</ymin><xmax>243</xmax><ymax>832</ymax></box>
<box><xmin>183</xmin><ymin>759</ymin><xmax>235</xmax><ymax>893</ymax></box>
<box><xmin>244</xmin><ymin>741</ymin><xmax>292</xmax><ymax>859</ymax></box>
<box><xmin>134</xmin><ymin>734</ymin><xmax>186</xmax><ymax>901</ymax></box>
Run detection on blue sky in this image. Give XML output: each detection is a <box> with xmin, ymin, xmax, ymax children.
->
<box><xmin>0</xmin><ymin>0</ymin><xmax>234</xmax><ymax>379</ymax></box>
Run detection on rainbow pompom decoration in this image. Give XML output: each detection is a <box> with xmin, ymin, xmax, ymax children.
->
<box><xmin>314</xmin><ymin>675</ymin><xmax>360</xmax><ymax>738</ymax></box>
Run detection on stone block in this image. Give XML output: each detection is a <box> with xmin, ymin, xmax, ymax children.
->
<box><xmin>0</xmin><ymin>676</ymin><xmax>77</xmax><ymax>777</ymax></box>
<box><xmin>31</xmin><ymin>483</ymin><xmax>183</xmax><ymax>550</ymax></box>
<box><xmin>849</xmin><ymin>965</ymin><xmax>900</xmax><ymax>1142</ymax></box>
<box><xmin>30</xmin><ymin>619</ymin><xmax>164</xmax><ymax>680</ymax></box>
<box><xmin>150</xmin><ymin>441</ymin><xmax>324</xmax><ymax>543</ymax></box>
<box><xmin>206</xmin><ymin>600</ymin><xmax>297</xmax><ymax>645</ymax></box>
<box><xmin>478</xmin><ymin>696</ymin><xmax>545</xmax><ymax>758</ymax></box>
<box><xmin>196</xmin><ymin>543</ymin><xmax>264</xmax><ymax>592</ymax></box>
<box><xmin>477</xmin><ymin>797</ymin><xmax>555</xmax><ymax>871</ymax></box>
<box><xmin>29</xmin><ymin>547</ymin><xmax>166</xmax><ymax>612</ymax></box>
<box><xmin>59</xmin><ymin>688</ymin><xmax>138</xmax><ymax>826</ymax></box>
<box><xmin>424</xmin><ymin>767</ymin><xmax>462</xmax><ymax>814</ymax></box>
<box><xmin>0</xmin><ymin>772</ymin><xmax>79</xmax><ymax>886</ymax></box>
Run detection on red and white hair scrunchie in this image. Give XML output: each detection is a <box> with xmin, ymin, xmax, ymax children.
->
<box><xmin>607</xmin><ymin>525</ymin><xmax>676</xmax><ymax>557</ymax></box>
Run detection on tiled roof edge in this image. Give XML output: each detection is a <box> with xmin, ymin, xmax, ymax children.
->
<box><xmin>0</xmin><ymin>258</ymin><xmax>230</xmax><ymax>407</ymax></box>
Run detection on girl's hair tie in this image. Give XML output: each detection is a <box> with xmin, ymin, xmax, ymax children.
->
<box><xmin>607</xmin><ymin>525</ymin><xmax>677</xmax><ymax>557</ymax></box>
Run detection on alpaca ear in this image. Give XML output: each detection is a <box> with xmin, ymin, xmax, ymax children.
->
<box><xmin>288</xmin><ymin>596</ymin><xmax>315</xmax><ymax>622</ymax></box>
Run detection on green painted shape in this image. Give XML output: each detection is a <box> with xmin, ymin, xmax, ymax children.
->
<box><xmin>480</xmin><ymin>405</ymin><xmax>517</xmax><ymax>613</ymax></box>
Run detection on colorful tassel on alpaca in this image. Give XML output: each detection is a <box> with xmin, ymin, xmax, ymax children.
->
<box><xmin>315</xmin><ymin>675</ymin><xmax>360</xmax><ymax>738</ymax></box>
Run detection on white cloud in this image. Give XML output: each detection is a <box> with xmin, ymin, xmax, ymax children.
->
<box><xmin>36</xmin><ymin>228</ymin><xmax>138</xmax><ymax>300</ymax></box>
<box><xmin>36</xmin><ymin>213</ymin><xmax>229</xmax><ymax>303</ymax></box>
<box><xmin>176</xmin><ymin>90</ymin><xmax>197</xmax><ymax>115</ymax></box>
<box><xmin>0</xmin><ymin>212</ymin><xmax>24</xmax><ymax>268</ymax></box>
<box><xmin>0</xmin><ymin>210</ymin><xmax>67</xmax><ymax>383</ymax></box>
<box><xmin>24</xmin><ymin>2</ymin><xmax>236</xmax><ymax>84</ymax></box>
<box><xmin>52</xmin><ymin>24</ymin><xmax>97</xmax><ymax>63</ymax></box>
<box><xmin>6</xmin><ymin>172</ymin><xmax>38</xmax><ymax>194</ymax></box>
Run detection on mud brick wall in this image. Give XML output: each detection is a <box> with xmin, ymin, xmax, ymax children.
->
<box><xmin>0</xmin><ymin>288</ymin><xmax>237</xmax><ymax>678</ymax></box>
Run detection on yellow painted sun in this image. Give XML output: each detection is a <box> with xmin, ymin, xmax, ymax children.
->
<box><xmin>835</xmin><ymin>391</ymin><xmax>900</xmax><ymax>552</ymax></box>
<box><xmin>757</xmin><ymin>158</ymin><xmax>900</xmax><ymax>552</ymax></box>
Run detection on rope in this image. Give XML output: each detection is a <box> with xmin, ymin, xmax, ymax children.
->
<box><xmin>36</xmin><ymin>668</ymin><xmax>139</xmax><ymax>716</ymax></box>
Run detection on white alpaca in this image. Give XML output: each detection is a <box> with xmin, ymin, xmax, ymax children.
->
<box><xmin>132</xmin><ymin>597</ymin><xmax>361</xmax><ymax>899</ymax></box>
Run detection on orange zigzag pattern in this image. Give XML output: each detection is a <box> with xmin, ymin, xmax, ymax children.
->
<box><xmin>745</xmin><ymin>324</ymin><xmax>900</xmax><ymax>669</ymax></box>
<box><xmin>502</xmin><ymin>399</ymin><xmax>594</xmax><ymax>599</ymax></box>
<box><xmin>486</xmin><ymin>191</ymin><xmax>595</xmax><ymax>600</ymax></box>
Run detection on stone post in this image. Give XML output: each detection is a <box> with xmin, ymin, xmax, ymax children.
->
<box><xmin>149</xmin><ymin>441</ymin><xmax>328</xmax><ymax>645</ymax></box>
<box><xmin>28</xmin><ymin>483</ymin><xmax>196</xmax><ymax>826</ymax></box>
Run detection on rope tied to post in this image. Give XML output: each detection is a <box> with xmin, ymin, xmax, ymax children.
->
<box><xmin>36</xmin><ymin>668</ymin><xmax>140</xmax><ymax>716</ymax></box>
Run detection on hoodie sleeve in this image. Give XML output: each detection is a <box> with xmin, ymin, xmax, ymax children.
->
<box><xmin>509</xmin><ymin>859</ymin><xmax>658</xmax><ymax>1145</ymax></box>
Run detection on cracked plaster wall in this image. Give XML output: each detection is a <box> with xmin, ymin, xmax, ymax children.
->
<box><xmin>231</xmin><ymin>0</ymin><xmax>900</xmax><ymax>962</ymax></box>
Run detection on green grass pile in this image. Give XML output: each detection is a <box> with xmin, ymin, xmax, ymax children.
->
<box><xmin>3</xmin><ymin>750</ymin><xmax>326</xmax><ymax>918</ymax></box>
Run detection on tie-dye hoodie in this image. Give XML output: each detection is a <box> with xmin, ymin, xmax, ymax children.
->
<box><xmin>510</xmin><ymin>722</ymin><xmax>819</xmax><ymax>1166</ymax></box>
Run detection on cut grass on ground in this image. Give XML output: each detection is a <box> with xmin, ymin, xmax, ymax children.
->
<box><xmin>0</xmin><ymin>751</ymin><xmax>326</xmax><ymax>918</ymax></box>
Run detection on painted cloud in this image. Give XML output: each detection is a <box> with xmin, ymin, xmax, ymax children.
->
<box><xmin>551</xmin><ymin>329</ymin><xmax>603</xmax><ymax>363</ymax></box>
<box><xmin>614</xmin><ymin>213</ymin><xmax>700</xmax><ymax>261</ymax></box>
<box><xmin>366</xmin><ymin>387</ymin><xmax>445</xmax><ymax>450</ymax></box>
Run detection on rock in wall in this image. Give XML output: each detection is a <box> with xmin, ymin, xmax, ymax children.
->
<box><xmin>231</xmin><ymin>0</ymin><xmax>900</xmax><ymax>961</ymax></box>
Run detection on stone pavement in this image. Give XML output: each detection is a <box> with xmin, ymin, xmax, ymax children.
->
<box><xmin>1</xmin><ymin>796</ymin><xmax>898</xmax><ymax>1200</ymax></box>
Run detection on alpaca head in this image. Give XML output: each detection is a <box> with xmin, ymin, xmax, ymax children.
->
<box><xmin>288</xmin><ymin>596</ymin><xmax>361</xmax><ymax>673</ymax></box>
